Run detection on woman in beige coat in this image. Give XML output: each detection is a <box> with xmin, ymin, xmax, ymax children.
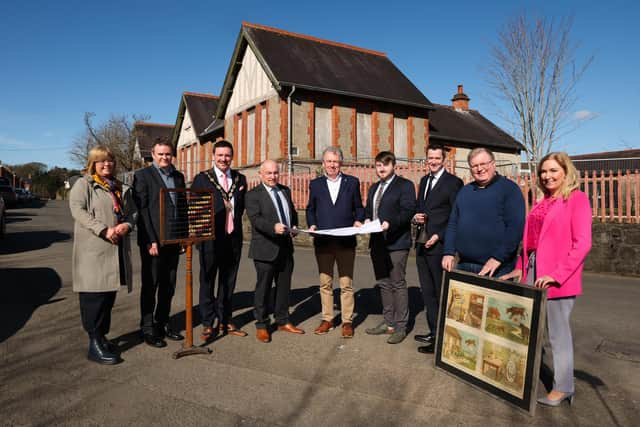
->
<box><xmin>69</xmin><ymin>146</ymin><xmax>137</xmax><ymax>365</ymax></box>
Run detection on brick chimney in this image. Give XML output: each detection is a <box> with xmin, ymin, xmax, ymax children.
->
<box><xmin>452</xmin><ymin>84</ymin><xmax>470</xmax><ymax>111</ymax></box>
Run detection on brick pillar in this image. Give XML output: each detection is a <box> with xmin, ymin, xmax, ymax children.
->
<box><xmin>308</xmin><ymin>101</ymin><xmax>315</xmax><ymax>159</ymax></box>
<box><xmin>350</xmin><ymin>107</ymin><xmax>357</xmax><ymax>159</ymax></box>
<box><xmin>255</xmin><ymin>103</ymin><xmax>262</xmax><ymax>163</ymax></box>
<box><xmin>280</xmin><ymin>99</ymin><xmax>287</xmax><ymax>161</ymax></box>
<box><xmin>372</xmin><ymin>111</ymin><xmax>379</xmax><ymax>155</ymax></box>
<box><xmin>331</xmin><ymin>105</ymin><xmax>340</xmax><ymax>147</ymax></box>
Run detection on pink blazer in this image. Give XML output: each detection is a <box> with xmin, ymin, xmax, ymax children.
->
<box><xmin>519</xmin><ymin>191</ymin><xmax>592</xmax><ymax>299</ymax></box>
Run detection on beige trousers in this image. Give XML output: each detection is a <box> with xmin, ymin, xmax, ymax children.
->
<box><xmin>314</xmin><ymin>244</ymin><xmax>356</xmax><ymax>323</ymax></box>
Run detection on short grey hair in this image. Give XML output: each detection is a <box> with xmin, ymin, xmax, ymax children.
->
<box><xmin>322</xmin><ymin>146</ymin><xmax>344</xmax><ymax>161</ymax></box>
<box><xmin>467</xmin><ymin>147</ymin><xmax>495</xmax><ymax>165</ymax></box>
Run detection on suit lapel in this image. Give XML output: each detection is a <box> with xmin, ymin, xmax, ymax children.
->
<box><xmin>149</xmin><ymin>166</ymin><xmax>174</xmax><ymax>206</ymax></box>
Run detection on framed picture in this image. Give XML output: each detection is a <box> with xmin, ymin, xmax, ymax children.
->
<box><xmin>434</xmin><ymin>270</ymin><xmax>547</xmax><ymax>415</ymax></box>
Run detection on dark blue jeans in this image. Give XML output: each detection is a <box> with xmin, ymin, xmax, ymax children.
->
<box><xmin>457</xmin><ymin>258</ymin><xmax>516</xmax><ymax>279</ymax></box>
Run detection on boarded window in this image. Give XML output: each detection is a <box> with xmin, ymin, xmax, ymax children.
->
<box><xmin>394</xmin><ymin>117</ymin><xmax>407</xmax><ymax>162</ymax></box>
<box><xmin>357</xmin><ymin>112</ymin><xmax>372</xmax><ymax>161</ymax></box>
<box><xmin>247</xmin><ymin>109</ymin><xmax>255</xmax><ymax>165</ymax></box>
<box><xmin>314</xmin><ymin>107</ymin><xmax>332</xmax><ymax>159</ymax></box>
<box><xmin>237</xmin><ymin>114</ymin><xmax>243</xmax><ymax>167</ymax></box>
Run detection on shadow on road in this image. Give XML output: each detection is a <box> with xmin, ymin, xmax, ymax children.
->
<box><xmin>0</xmin><ymin>267</ymin><xmax>63</xmax><ymax>342</ymax></box>
<box><xmin>0</xmin><ymin>230</ymin><xmax>71</xmax><ymax>255</ymax></box>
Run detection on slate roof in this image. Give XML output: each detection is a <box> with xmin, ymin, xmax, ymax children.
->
<box><xmin>134</xmin><ymin>122</ymin><xmax>174</xmax><ymax>159</ymax></box>
<box><xmin>216</xmin><ymin>22</ymin><xmax>433</xmax><ymax>118</ymax></box>
<box><xmin>429</xmin><ymin>104</ymin><xmax>524</xmax><ymax>152</ymax></box>
<box><xmin>171</xmin><ymin>92</ymin><xmax>221</xmax><ymax>146</ymax></box>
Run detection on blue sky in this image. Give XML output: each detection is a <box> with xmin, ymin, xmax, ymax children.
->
<box><xmin>1</xmin><ymin>0</ymin><xmax>638</xmax><ymax>170</ymax></box>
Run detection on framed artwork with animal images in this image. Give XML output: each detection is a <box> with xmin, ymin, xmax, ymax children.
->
<box><xmin>434</xmin><ymin>270</ymin><xmax>547</xmax><ymax>415</ymax></box>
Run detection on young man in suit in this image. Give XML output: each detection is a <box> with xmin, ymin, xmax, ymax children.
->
<box><xmin>364</xmin><ymin>151</ymin><xmax>416</xmax><ymax>344</ymax></box>
<box><xmin>246</xmin><ymin>160</ymin><xmax>304</xmax><ymax>343</ymax></box>
<box><xmin>191</xmin><ymin>140</ymin><xmax>248</xmax><ymax>342</ymax></box>
<box><xmin>413</xmin><ymin>144</ymin><xmax>463</xmax><ymax>354</ymax></box>
<box><xmin>133</xmin><ymin>139</ymin><xmax>186</xmax><ymax>348</ymax></box>
<box><xmin>306</xmin><ymin>147</ymin><xmax>365</xmax><ymax>338</ymax></box>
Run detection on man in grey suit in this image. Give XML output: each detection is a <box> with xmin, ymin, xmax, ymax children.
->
<box><xmin>246</xmin><ymin>160</ymin><xmax>304</xmax><ymax>343</ymax></box>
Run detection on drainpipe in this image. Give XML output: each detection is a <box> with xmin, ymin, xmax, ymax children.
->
<box><xmin>287</xmin><ymin>85</ymin><xmax>296</xmax><ymax>188</ymax></box>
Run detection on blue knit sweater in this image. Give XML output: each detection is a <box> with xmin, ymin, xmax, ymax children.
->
<box><xmin>443</xmin><ymin>175</ymin><xmax>525</xmax><ymax>264</ymax></box>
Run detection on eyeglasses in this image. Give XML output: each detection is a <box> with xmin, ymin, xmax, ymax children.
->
<box><xmin>470</xmin><ymin>160</ymin><xmax>494</xmax><ymax>171</ymax></box>
<box><xmin>96</xmin><ymin>159</ymin><xmax>115</xmax><ymax>164</ymax></box>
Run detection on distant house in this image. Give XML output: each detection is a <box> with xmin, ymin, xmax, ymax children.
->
<box><xmin>570</xmin><ymin>149</ymin><xmax>640</xmax><ymax>176</ymax></box>
<box><xmin>205</xmin><ymin>22</ymin><xmax>522</xmax><ymax>175</ymax></box>
<box><xmin>133</xmin><ymin>122</ymin><xmax>174</xmax><ymax>166</ymax></box>
<box><xmin>171</xmin><ymin>92</ymin><xmax>223</xmax><ymax>183</ymax></box>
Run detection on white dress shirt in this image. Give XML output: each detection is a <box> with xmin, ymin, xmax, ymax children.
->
<box><xmin>325</xmin><ymin>173</ymin><xmax>342</xmax><ymax>204</ymax></box>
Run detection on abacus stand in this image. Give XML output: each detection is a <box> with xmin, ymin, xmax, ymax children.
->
<box><xmin>172</xmin><ymin>243</ymin><xmax>212</xmax><ymax>359</ymax></box>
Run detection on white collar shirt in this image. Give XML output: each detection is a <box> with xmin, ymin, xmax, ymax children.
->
<box><xmin>325</xmin><ymin>173</ymin><xmax>342</xmax><ymax>204</ymax></box>
<box><xmin>424</xmin><ymin>167</ymin><xmax>445</xmax><ymax>198</ymax></box>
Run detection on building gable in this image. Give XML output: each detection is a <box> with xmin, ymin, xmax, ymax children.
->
<box><xmin>226</xmin><ymin>45</ymin><xmax>277</xmax><ymax>118</ymax></box>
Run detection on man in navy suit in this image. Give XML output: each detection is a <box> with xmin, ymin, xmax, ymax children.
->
<box><xmin>363</xmin><ymin>151</ymin><xmax>416</xmax><ymax>344</ymax></box>
<box><xmin>246</xmin><ymin>160</ymin><xmax>305</xmax><ymax>343</ymax></box>
<box><xmin>413</xmin><ymin>144</ymin><xmax>463</xmax><ymax>354</ymax></box>
<box><xmin>306</xmin><ymin>147</ymin><xmax>365</xmax><ymax>338</ymax></box>
<box><xmin>191</xmin><ymin>140</ymin><xmax>248</xmax><ymax>342</ymax></box>
<box><xmin>133</xmin><ymin>139</ymin><xmax>186</xmax><ymax>348</ymax></box>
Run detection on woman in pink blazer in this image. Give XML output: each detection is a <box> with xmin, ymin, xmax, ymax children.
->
<box><xmin>501</xmin><ymin>152</ymin><xmax>592</xmax><ymax>407</ymax></box>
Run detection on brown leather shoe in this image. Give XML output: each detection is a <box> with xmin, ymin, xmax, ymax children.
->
<box><xmin>256</xmin><ymin>328</ymin><xmax>271</xmax><ymax>343</ymax></box>
<box><xmin>278</xmin><ymin>323</ymin><xmax>305</xmax><ymax>334</ymax></box>
<box><xmin>342</xmin><ymin>322</ymin><xmax>354</xmax><ymax>338</ymax></box>
<box><xmin>220</xmin><ymin>323</ymin><xmax>248</xmax><ymax>337</ymax></box>
<box><xmin>200</xmin><ymin>326</ymin><xmax>215</xmax><ymax>342</ymax></box>
<box><xmin>314</xmin><ymin>320</ymin><xmax>334</xmax><ymax>335</ymax></box>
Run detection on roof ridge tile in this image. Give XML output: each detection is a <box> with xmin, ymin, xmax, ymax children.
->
<box><xmin>242</xmin><ymin>21</ymin><xmax>386</xmax><ymax>57</ymax></box>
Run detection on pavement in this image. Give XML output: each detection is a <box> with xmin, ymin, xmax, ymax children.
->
<box><xmin>0</xmin><ymin>200</ymin><xmax>639</xmax><ymax>426</ymax></box>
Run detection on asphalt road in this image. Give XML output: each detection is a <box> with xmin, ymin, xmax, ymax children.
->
<box><xmin>1</xmin><ymin>200</ymin><xmax>638</xmax><ymax>426</ymax></box>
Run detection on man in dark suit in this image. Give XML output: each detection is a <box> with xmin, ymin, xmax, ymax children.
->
<box><xmin>191</xmin><ymin>140</ymin><xmax>247</xmax><ymax>342</ymax></box>
<box><xmin>246</xmin><ymin>160</ymin><xmax>305</xmax><ymax>343</ymax></box>
<box><xmin>133</xmin><ymin>139</ymin><xmax>186</xmax><ymax>348</ymax></box>
<box><xmin>306</xmin><ymin>147</ymin><xmax>365</xmax><ymax>338</ymax></box>
<box><xmin>414</xmin><ymin>144</ymin><xmax>463</xmax><ymax>354</ymax></box>
<box><xmin>363</xmin><ymin>151</ymin><xmax>416</xmax><ymax>344</ymax></box>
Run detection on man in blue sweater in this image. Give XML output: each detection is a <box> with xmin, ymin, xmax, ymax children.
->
<box><xmin>442</xmin><ymin>148</ymin><xmax>525</xmax><ymax>277</ymax></box>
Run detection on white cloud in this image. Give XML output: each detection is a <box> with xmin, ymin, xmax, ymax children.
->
<box><xmin>573</xmin><ymin>110</ymin><xmax>600</xmax><ymax>121</ymax></box>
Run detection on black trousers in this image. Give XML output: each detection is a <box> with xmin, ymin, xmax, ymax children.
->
<box><xmin>199</xmin><ymin>235</ymin><xmax>241</xmax><ymax>327</ymax></box>
<box><xmin>416</xmin><ymin>246</ymin><xmax>444</xmax><ymax>334</ymax></box>
<box><xmin>79</xmin><ymin>291</ymin><xmax>117</xmax><ymax>339</ymax></box>
<box><xmin>253</xmin><ymin>251</ymin><xmax>294</xmax><ymax>330</ymax></box>
<box><xmin>139</xmin><ymin>244</ymin><xmax>180</xmax><ymax>334</ymax></box>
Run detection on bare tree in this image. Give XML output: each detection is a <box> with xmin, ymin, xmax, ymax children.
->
<box><xmin>69</xmin><ymin>112</ymin><xmax>149</xmax><ymax>172</ymax></box>
<box><xmin>486</xmin><ymin>15</ymin><xmax>593</xmax><ymax>170</ymax></box>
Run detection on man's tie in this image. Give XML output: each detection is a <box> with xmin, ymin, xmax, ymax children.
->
<box><xmin>272</xmin><ymin>187</ymin><xmax>289</xmax><ymax>227</ymax></box>
<box><xmin>373</xmin><ymin>180</ymin><xmax>386</xmax><ymax>220</ymax></box>
<box><xmin>222</xmin><ymin>174</ymin><xmax>234</xmax><ymax>234</ymax></box>
<box><xmin>424</xmin><ymin>175</ymin><xmax>434</xmax><ymax>201</ymax></box>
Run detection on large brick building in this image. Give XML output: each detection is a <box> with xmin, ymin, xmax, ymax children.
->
<box><xmin>177</xmin><ymin>22</ymin><xmax>523</xmax><ymax>179</ymax></box>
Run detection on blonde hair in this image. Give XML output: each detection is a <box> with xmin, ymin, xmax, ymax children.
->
<box><xmin>537</xmin><ymin>152</ymin><xmax>580</xmax><ymax>199</ymax></box>
<box><xmin>86</xmin><ymin>145</ymin><xmax>117</xmax><ymax>176</ymax></box>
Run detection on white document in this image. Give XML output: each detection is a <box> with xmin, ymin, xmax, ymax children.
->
<box><xmin>298</xmin><ymin>219</ymin><xmax>383</xmax><ymax>236</ymax></box>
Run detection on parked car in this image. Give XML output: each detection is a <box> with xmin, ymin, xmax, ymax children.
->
<box><xmin>0</xmin><ymin>196</ymin><xmax>5</xmax><ymax>238</ymax></box>
<box><xmin>0</xmin><ymin>185</ymin><xmax>17</xmax><ymax>208</ymax></box>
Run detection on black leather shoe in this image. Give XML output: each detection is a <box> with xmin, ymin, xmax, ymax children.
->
<box><xmin>417</xmin><ymin>344</ymin><xmax>435</xmax><ymax>354</ymax></box>
<box><xmin>88</xmin><ymin>338</ymin><xmax>123</xmax><ymax>365</ymax></box>
<box><xmin>100</xmin><ymin>336</ymin><xmax>120</xmax><ymax>354</ymax></box>
<box><xmin>163</xmin><ymin>325</ymin><xmax>184</xmax><ymax>341</ymax></box>
<box><xmin>414</xmin><ymin>334</ymin><xmax>435</xmax><ymax>344</ymax></box>
<box><xmin>143</xmin><ymin>332</ymin><xmax>167</xmax><ymax>348</ymax></box>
